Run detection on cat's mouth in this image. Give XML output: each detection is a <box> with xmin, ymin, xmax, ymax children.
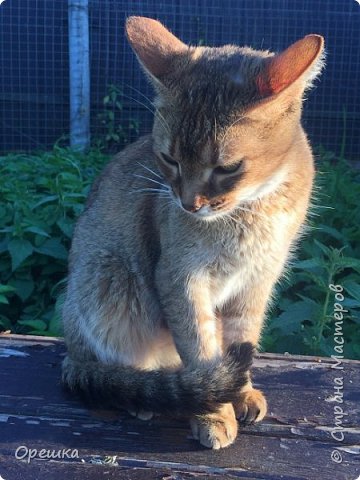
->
<box><xmin>167</xmin><ymin>189</ymin><xmax>234</xmax><ymax>220</ymax></box>
<box><xmin>176</xmin><ymin>199</ymin><xmax>234</xmax><ymax>220</ymax></box>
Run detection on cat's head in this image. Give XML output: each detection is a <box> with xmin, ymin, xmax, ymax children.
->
<box><xmin>126</xmin><ymin>16</ymin><xmax>325</xmax><ymax>220</ymax></box>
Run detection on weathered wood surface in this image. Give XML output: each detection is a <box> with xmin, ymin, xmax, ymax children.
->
<box><xmin>0</xmin><ymin>334</ymin><xmax>359</xmax><ymax>480</ymax></box>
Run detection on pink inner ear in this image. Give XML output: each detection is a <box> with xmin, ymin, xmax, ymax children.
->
<box><xmin>257</xmin><ymin>35</ymin><xmax>324</xmax><ymax>97</ymax></box>
<box><xmin>126</xmin><ymin>16</ymin><xmax>187</xmax><ymax>79</ymax></box>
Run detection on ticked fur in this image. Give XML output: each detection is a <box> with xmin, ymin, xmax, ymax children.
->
<box><xmin>62</xmin><ymin>17</ymin><xmax>324</xmax><ymax>449</ymax></box>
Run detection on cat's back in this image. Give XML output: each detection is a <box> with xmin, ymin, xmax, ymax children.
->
<box><xmin>71</xmin><ymin>135</ymin><xmax>160</xmax><ymax>254</ymax></box>
<box><xmin>86</xmin><ymin>134</ymin><xmax>155</xmax><ymax>208</ymax></box>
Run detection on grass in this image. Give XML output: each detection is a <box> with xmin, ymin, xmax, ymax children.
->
<box><xmin>0</xmin><ymin>145</ymin><xmax>359</xmax><ymax>358</ymax></box>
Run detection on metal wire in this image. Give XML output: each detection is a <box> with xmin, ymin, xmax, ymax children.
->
<box><xmin>0</xmin><ymin>0</ymin><xmax>359</xmax><ymax>161</ymax></box>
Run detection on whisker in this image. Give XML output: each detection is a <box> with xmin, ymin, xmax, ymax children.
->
<box><xmin>133</xmin><ymin>187</ymin><xmax>169</xmax><ymax>194</ymax></box>
<box><xmin>125</xmin><ymin>84</ymin><xmax>172</xmax><ymax>135</ymax></box>
<box><xmin>132</xmin><ymin>174</ymin><xmax>168</xmax><ymax>189</ymax></box>
<box><xmin>154</xmin><ymin>110</ymin><xmax>171</xmax><ymax>134</ymax></box>
<box><xmin>120</xmin><ymin>91</ymin><xmax>170</xmax><ymax>133</ymax></box>
<box><xmin>128</xmin><ymin>191</ymin><xmax>170</xmax><ymax>197</ymax></box>
<box><xmin>125</xmin><ymin>84</ymin><xmax>172</xmax><ymax>133</ymax></box>
<box><xmin>221</xmin><ymin>116</ymin><xmax>246</xmax><ymax>144</ymax></box>
<box><xmin>160</xmin><ymin>199</ymin><xmax>176</xmax><ymax>209</ymax></box>
<box><xmin>307</xmin><ymin>211</ymin><xmax>321</xmax><ymax>217</ymax></box>
<box><xmin>125</xmin><ymin>84</ymin><xmax>156</xmax><ymax>108</ymax></box>
<box><xmin>120</xmin><ymin>91</ymin><xmax>155</xmax><ymax>115</ymax></box>
<box><xmin>312</xmin><ymin>205</ymin><xmax>335</xmax><ymax>210</ymax></box>
<box><xmin>136</xmin><ymin>162</ymin><xmax>163</xmax><ymax>180</ymax></box>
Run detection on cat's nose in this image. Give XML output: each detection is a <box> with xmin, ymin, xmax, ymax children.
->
<box><xmin>181</xmin><ymin>201</ymin><xmax>202</xmax><ymax>213</ymax></box>
<box><xmin>180</xmin><ymin>193</ymin><xmax>207</xmax><ymax>213</ymax></box>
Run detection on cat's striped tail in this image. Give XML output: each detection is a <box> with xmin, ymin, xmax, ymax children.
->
<box><xmin>61</xmin><ymin>342</ymin><xmax>254</xmax><ymax>416</ymax></box>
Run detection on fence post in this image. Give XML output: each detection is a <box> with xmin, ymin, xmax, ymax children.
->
<box><xmin>68</xmin><ymin>0</ymin><xmax>90</xmax><ymax>151</ymax></box>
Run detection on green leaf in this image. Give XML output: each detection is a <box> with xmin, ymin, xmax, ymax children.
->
<box><xmin>9</xmin><ymin>278</ymin><xmax>35</xmax><ymax>302</ymax></box>
<box><xmin>314</xmin><ymin>239</ymin><xmax>332</xmax><ymax>256</ymax></box>
<box><xmin>317</xmin><ymin>224</ymin><xmax>346</xmax><ymax>242</ymax></box>
<box><xmin>24</xmin><ymin>226</ymin><xmax>50</xmax><ymax>237</ymax></box>
<box><xmin>56</xmin><ymin>217</ymin><xmax>74</xmax><ymax>238</ymax></box>
<box><xmin>34</xmin><ymin>238</ymin><xmax>68</xmax><ymax>260</ymax></box>
<box><xmin>266</xmin><ymin>333</ymin><xmax>307</xmax><ymax>355</ymax></box>
<box><xmin>336</xmin><ymin>257</ymin><xmax>360</xmax><ymax>271</ymax></box>
<box><xmin>343</xmin><ymin>281</ymin><xmax>360</xmax><ymax>304</ymax></box>
<box><xmin>0</xmin><ymin>294</ymin><xmax>9</xmax><ymax>304</ymax></box>
<box><xmin>17</xmin><ymin>319</ymin><xmax>47</xmax><ymax>331</ymax></box>
<box><xmin>8</xmin><ymin>238</ymin><xmax>33</xmax><ymax>271</ymax></box>
<box><xmin>342</xmin><ymin>298</ymin><xmax>360</xmax><ymax>309</ymax></box>
<box><xmin>0</xmin><ymin>238</ymin><xmax>9</xmax><ymax>254</ymax></box>
<box><xmin>293</xmin><ymin>258</ymin><xmax>323</xmax><ymax>271</ymax></box>
<box><xmin>63</xmin><ymin>193</ymin><xmax>86</xmax><ymax>199</ymax></box>
<box><xmin>48</xmin><ymin>313</ymin><xmax>63</xmax><ymax>336</ymax></box>
<box><xmin>31</xmin><ymin>195</ymin><xmax>58</xmax><ymax>209</ymax></box>
<box><xmin>0</xmin><ymin>316</ymin><xmax>12</xmax><ymax>330</ymax></box>
<box><xmin>0</xmin><ymin>284</ymin><xmax>16</xmax><ymax>294</ymax></box>
<box><xmin>300</xmin><ymin>270</ymin><xmax>328</xmax><ymax>291</ymax></box>
<box><xmin>0</xmin><ymin>226</ymin><xmax>14</xmax><ymax>233</ymax></box>
<box><xmin>270</xmin><ymin>300</ymin><xmax>320</xmax><ymax>334</ymax></box>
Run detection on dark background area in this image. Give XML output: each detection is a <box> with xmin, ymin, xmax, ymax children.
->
<box><xmin>0</xmin><ymin>0</ymin><xmax>359</xmax><ymax>161</ymax></box>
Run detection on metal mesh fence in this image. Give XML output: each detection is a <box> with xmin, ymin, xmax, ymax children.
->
<box><xmin>0</xmin><ymin>0</ymin><xmax>359</xmax><ymax>160</ymax></box>
<box><xmin>0</xmin><ymin>0</ymin><xmax>69</xmax><ymax>152</ymax></box>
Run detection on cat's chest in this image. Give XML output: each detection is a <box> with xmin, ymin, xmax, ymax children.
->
<box><xmin>209</xmin><ymin>250</ymin><xmax>253</xmax><ymax>308</ymax></box>
<box><xmin>208</xmin><ymin>213</ymin><xmax>292</xmax><ymax>307</ymax></box>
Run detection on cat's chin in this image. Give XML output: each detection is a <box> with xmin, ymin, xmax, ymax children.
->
<box><xmin>179</xmin><ymin>204</ymin><xmax>235</xmax><ymax>222</ymax></box>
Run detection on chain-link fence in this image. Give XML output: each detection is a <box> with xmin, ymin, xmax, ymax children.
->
<box><xmin>0</xmin><ymin>0</ymin><xmax>359</xmax><ymax>161</ymax></box>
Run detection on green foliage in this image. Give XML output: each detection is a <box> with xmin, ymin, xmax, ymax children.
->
<box><xmin>0</xmin><ymin>145</ymin><xmax>359</xmax><ymax>359</ymax></box>
<box><xmin>0</xmin><ymin>146</ymin><xmax>108</xmax><ymax>336</ymax></box>
<box><xmin>263</xmin><ymin>151</ymin><xmax>360</xmax><ymax>359</ymax></box>
<box><xmin>95</xmin><ymin>84</ymin><xmax>139</xmax><ymax>151</ymax></box>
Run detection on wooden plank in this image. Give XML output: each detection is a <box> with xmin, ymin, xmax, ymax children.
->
<box><xmin>0</xmin><ymin>455</ymin><xmax>266</xmax><ymax>480</ymax></box>
<box><xmin>0</xmin><ymin>334</ymin><xmax>359</xmax><ymax>480</ymax></box>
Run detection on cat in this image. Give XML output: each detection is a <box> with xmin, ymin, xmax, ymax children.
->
<box><xmin>61</xmin><ymin>16</ymin><xmax>325</xmax><ymax>449</ymax></box>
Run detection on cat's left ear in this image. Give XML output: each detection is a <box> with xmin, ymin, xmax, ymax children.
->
<box><xmin>256</xmin><ymin>34</ymin><xmax>325</xmax><ymax>100</ymax></box>
<box><xmin>125</xmin><ymin>16</ymin><xmax>187</xmax><ymax>86</ymax></box>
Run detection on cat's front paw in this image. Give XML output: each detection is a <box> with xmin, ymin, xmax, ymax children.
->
<box><xmin>190</xmin><ymin>403</ymin><xmax>238</xmax><ymax>449</ymax></box>
<box><xmin>234</xmin><ymin>388</ymin><xmax>267</xmax><ymax>425</ymax></box>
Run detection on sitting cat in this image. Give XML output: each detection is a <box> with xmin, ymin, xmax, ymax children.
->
<box><xmin>62</xmin><ymin>16</ymin><xmax>324</xmax><ymax>449</ymax></box>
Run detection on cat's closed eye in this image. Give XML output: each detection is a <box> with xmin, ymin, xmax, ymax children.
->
<box><xmin>213</xmin><ymin>161</ymin><xmax>244</xmax><ymax>176</ymax></box>
<box><xmin>159</xmin><ymin>152</ymin><xmax>179</xmax><ymax>169</ymax></box>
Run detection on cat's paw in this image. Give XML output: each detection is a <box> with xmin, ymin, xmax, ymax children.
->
<box><xmin>190</xmin><ymin>403</ymin><xmax>238</xmax><ymax>449</ymax></box>
<box><xmin>128</xmin><ymin>409</ymin><xmax>154</xmax><ymax>421</ymax></box>
<box><xmin>234</xmin><ymin>388</ymin><xmax>267</xmax><ymax>425</ymax></box>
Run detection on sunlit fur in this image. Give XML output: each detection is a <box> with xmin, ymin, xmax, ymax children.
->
<box><xmin>62</xmin><ymin>16</ymin><xmax>325</xmax><ymax>450</ymax></box>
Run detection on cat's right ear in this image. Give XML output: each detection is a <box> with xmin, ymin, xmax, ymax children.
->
<box><xmin>246</xmin><ymin>35</ymin><xmax>325</xmax><ymax>118</ymax></box>
<box><xmin>256</xmin><ymin>34</ymin><xmax>325</xmax><ymax>98</ymax></box>
<box><xmin>125</xmin><ymin>16</ymin><xmax>187</xmax><ymax>85</ymax></box>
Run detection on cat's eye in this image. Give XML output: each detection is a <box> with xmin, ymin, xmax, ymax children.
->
<box><xmin>159</xmin><ymin>153</ymin><xmax>179</xmax><ymax>168</ymax></box>
<box><xmin>214</xmin><ymin>161</ymin><xmax>243</xmax><ymax>175</ymax></box>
